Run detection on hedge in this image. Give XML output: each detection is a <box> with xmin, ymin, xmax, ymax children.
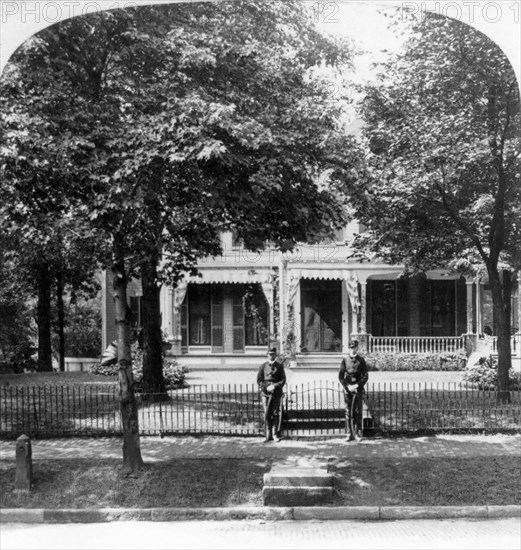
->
<box><xmin>462</xmin><ymin>356</ymin><xmax>521</xmax><ymax>390</ymax></box>
<box><xmin>91</xmin><ymin>343</ymin><xmax>188</xmax><ymax>390</ymax></box>
<box><xmin>365</xmin><ymin>351</ymin><xmax>467</xmax><ymax>372</ymax></box>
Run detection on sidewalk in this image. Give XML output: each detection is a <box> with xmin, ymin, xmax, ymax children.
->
<box><xmin>1</xmin><ymin>433</ymin><xmax>520</xmax><ymax>462</ymax></box>
<box><xmin>1</xmin><ymin>433</ymin><xmax>520</xmax><ymax>523</ymax></box>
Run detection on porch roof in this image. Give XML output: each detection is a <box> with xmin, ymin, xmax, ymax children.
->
<box><xmin>182</xmin><ymin>269</ymin><xmax>272</xmax><ymax>285</ymax></box>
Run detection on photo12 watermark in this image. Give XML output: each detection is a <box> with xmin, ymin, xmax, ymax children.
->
<box><xmin>0</xmin><ymin>1</ymin><xmax>140</xmax><ymax>24</ymax></box>
<box><xmin>0</xmin><ymin>0</ymin><xmax>338</xmax><ymax>25</ymax></box>
<box><xmin>401</xmin><ymin>1</ymin><xmax>520</xmax><ymax>24</ymax></box>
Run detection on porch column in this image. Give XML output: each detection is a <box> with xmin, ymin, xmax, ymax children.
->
<box><xmin>344</xmin><ymin>273</ymin><xmax>360</xmax><ymax>337</ymax></box>
<box><xmin>341</xmin><ymin>282</ymin><xmax>349</xmax><ymax>353</ymax></box>
<box><xmin>464</xmin><ymin>279</ymin><xmax>477</xmax><ymax>354</ymax></box>
<box><xmin>351</xmin><ymin>302</ymin><xmax>358</xmax><ymax>336</ymax></box>
<box><xmin>172</xmin><ymin>282</ymin><xmax>188</xmax><ymax>355</ymax></box>
<box><xmin>360</xmin><ymin>281</ymin><xmax>367</xmax><ymax>333</ymax></box>
<box><xmin>278</xmin><ymin>259</ymin><xmax>287</xmax><ymax>351</ymax></box>
<box><xmin>475</xmin><ymin>278</ymin><xmax>483</xmax><ymax>336</ymax></box>
<box><xmin>161</xmin><ymin>284</ymin><xmax>175</xmax><ymax>343</ymax></box>
<box><xmin>466</xmin><ymin>280</ymin><xmax>474</xmax><ymax>334</ymax></box>
<box><xmin>356</xmin><ymin>278</ymin><xmax>369</xmax><ymax>352</ymax></box>
<box><xmin>285</xmin><ymin>272</ymin><xmax>300</xmax><ymax>363</ymax></box>
<box><xmin>101</xmin><ymin>270</ymin><xmax>116</xmax><ymax>352</ymax></box>
<box><xmin>294</xmin><ymin>279</ymin><xmax>302</xmax><ymax>355</ymax></box>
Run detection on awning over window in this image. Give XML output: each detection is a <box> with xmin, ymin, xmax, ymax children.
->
<box><xmin>181</xmin><ymin>269</ymin><xmax>272</xmax><ymax>285</ymax></box>
<box><xmin>289</xmin><ymin>268</ymin><xmax>357</xmax><ymax>281</ymax></box>
<box><xmin>288</xmin><ymin>268</ymin><xmax>360</xmax><ymax>313</ymax></box>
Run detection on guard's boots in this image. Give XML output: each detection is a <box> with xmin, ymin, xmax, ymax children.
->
<box><xmin>345</xmin><ymin>417</ymin><xmax>354</xmax><ymax>442</ymax></box>
<box><xmin>264</xmin><ymin>424</ymin><xmax>273</xmax><ymax>443</ymax></box>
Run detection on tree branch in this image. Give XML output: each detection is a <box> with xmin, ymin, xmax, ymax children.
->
<box><xmin>433</xmin><ymin>176</ymin><xmax>489</xmax><ymax>265</ymax></box>
<box><xmin>499</xmin><ymin>80</ymin><xmax>517</xmax><ymax>157</ymax></box>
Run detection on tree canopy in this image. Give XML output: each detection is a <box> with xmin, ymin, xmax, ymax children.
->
<box><xmin>1</xmin><ymin>0</ymin><xmax>358</xmax><ymax>468</ymax></box>
<box><xmin>354</xmin><ymin>13</ymin><xmax>520</xmax><ymax>396</ymax></box>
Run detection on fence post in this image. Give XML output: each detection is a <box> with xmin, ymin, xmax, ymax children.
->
<box><xmin>14</xmin><ymin>434</ymin><xmax>33</xmax><ymax>492</ymax></box>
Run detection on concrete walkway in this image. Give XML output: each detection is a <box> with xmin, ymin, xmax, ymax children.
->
<box><xmin>1</xmin><ymin>433</ymin><xmax>520</xmax><ymax>462</ymax></box>
<box><xmin>1</xmin><ymin>433</ymin><xmax>520</xmax><ymax>523</ymax></box>
<box><xmin>185</xmin><ymin>369</ymin><xmax>466</xmax><ymax>387</ymax></box>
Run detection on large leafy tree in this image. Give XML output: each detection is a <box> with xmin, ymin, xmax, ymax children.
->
<box><xmin>0</xmin><ymin>66</ymin><xmax>99</xmax><ymax>372</ymax></box>
<box><xmin>354</xmin><ymin>14</ymin><xmax>521</xmax><ymax>401</ymax></box>
<box><xmin>107</xmin><ymin>1</ymin><xmax>356</xmax><ymax>393</ymax></box>
<box><xmin>1</xmin><ymin>2</ymin><xmax>357</xmax><ymax>472</ymax></box>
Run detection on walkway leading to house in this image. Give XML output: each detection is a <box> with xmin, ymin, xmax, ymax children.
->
<box><xmin>1</xmin><ymin>433</ymin><xmax>519</xmax><ymax>462</ymax></box>
<box><xmin>186</xmin><ymin>369</ymin><xmax>466</xmax><ymax>387</ymax></box>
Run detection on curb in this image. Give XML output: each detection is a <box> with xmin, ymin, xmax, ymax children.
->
<box><xmin>1</xmin><ymin>505</ymin><xmax>520</xmax><ymax>523</ymax></box>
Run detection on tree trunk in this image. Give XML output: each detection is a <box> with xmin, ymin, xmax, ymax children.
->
<box><xmin>140</xmin><ymin>254</ymin><xmax>167</xmax><ymax>399</ymax></box>
<box><xmin>56</xmin><ymin>273</ymin><xmax>65</xmax><ymax>372</ymax></box>
<box><xmin>112</xmin><ymin>253</ymin><xmax>145</xmax><ymax>474</ymax></box>
<box><xmin>37</xmin><ymin>261</ymin><xmax>53</xmax><ymax>372</ymax></box>
<box><xmin>488</xmin><ymin>267</ymin><xmax>512</xmax><ymax>403</ymax></box>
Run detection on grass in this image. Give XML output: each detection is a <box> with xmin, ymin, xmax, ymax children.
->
<box><xmin>0</xmin><ymin>372</ymin><xmax>118</xmax><ymax>387</ymax></box>
<box><xmin>0</xmin><ymin>456</ymin><xmax>519</xmax><ymax>509</ymax></box>
<box><xmin>332</xmin><ymin>455</ymin><xmax>521</xmax><ymax>506</ymax></box>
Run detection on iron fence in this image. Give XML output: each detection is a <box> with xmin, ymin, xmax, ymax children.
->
<box><xmin>0</xmin><ymin>382</ymin><xmax>520</xmax><ymax>439</ymax></box>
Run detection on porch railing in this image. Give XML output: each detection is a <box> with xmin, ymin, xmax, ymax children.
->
<box><xmin>368</xmin><ymin>336</ymin><xmax>466</xmax><ymax>354</ymax></box>
<box><xmin>1</xmin><ymin>382</ymin><xmax>519</xmax><ymax>439</ymax></box>
<box><xmin>491</xmin><ymin>334</ymin><xmax>521</xmax><ymax>356</ymax></box>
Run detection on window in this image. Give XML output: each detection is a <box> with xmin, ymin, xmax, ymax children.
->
<box><xmin>244</xmin><ymin>285</ymin><xmax>269</xmax><ymax>346</ymax></box>
<box><xmin>185</xmin><ymin>283</ymin><xmax>269</xmax><ymax>350</ymax></box>
<box><xmin>300</xmin><ymin>279</ymin><xmax>342</xmax><ymax>352</ymax></box>
<box><xmin>370</xmin><ymin>281</ymin><xmax>397</xmax><ymax>337</ymax></box>
<box><xmin>333</xmin><ymin>227</ymin><xmax>344</xmax><ymax>242</ymax></box>
<box><xmin>369</xmin><ymin>278</ymin><xmax>464</xmax><ymax>337</ymax></box>
<box><xmin>188</xmin><ymin>285</ymin><xmax>211</xmax><ymax>345</ymax></box>
<box><xmin>430</xmin><ymin>280</ymin><xmax>455</xmax><ymax>336</ymax></box>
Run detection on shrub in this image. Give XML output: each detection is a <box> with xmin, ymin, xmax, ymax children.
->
<box><xmin>365</xmin><ymin>351</ymin><xmax>467</xmax><ymax>372</ymax></box>
<box><xmin>52</xmin><ymin>300</ymin><xmax>102</xmax><ymax>358</ymax></box>
<box><xmin>462</xmin><ymin>356</ymin><xmax>521</xmax><ymax>390</ymax></box>
<box><xmin>0</xmin><ymin>296</ymin><xmax>37</xmax><ymax>372</ymax></box>
<box><xmin>91</xmin><ymin>342</ymin><xmax>188</xmax><ymax>390</ymax></box>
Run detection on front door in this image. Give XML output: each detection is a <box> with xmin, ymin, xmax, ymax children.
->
<box><xmin>300</xmin><ymin>279</ymin><xmax>342</xmax><ymax>352</ymax></box>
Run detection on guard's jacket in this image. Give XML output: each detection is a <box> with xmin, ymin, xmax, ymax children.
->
<box><xmin>257</xmin><ymin>360</ymin><xmax>286</xmax><ymax>397</ymax></box>
<box><xmin>338</xmin><ymin>354</ymin><xmax>368</xmax><ymax>392</ymax></box>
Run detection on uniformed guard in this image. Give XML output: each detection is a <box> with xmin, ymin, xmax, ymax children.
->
<box><xmin>339</xmin><ymin>340</ymin><xmax>368</xmax><ymax>442</ymax></box>
<box><xmin>257</xmin><ymin>347</ymin><xmax>286</xmax><ymax>442</ymax></box>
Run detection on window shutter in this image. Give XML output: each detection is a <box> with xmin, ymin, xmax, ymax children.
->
<box><xmin>211</xmin><ymin>286</ymin><xmax>224</xmax><ymax>352</ymax></box>
<box><xmin>232</xmin><ymin>288</ymin><xmax>245</xmax><ymax>352</ymax></box>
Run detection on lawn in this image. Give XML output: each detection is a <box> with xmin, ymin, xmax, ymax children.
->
<box><xmin>0</xmin><ymin>456</ymin><xmax>519</xmax><ymax>508</ymax></box>
<box><xmin>0</xmin><ymin>372</ymin><xmax>118</xmax><ymax>387</ymax></box>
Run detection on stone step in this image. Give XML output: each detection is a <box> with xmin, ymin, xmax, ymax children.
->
<box><xmin>292</xmin><ymin>355</ymin><xmax>342</xmax><ymax>369</ymax></box>
<box><xmin>262</xmin><ymin>486</ymin><xmax>334</xmax><ymax>506</ymax></box>
<box><xmin>262</xmin><ymin>459</ymin><xmax>335</xmax><ymax>506</ymax></box>
<box><xmin>264</xmin><ymin>468</ymin><xmax>333</xmax><ymax>488</ymax></box>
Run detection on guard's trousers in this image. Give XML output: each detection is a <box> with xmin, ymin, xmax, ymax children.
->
<box><xmin>261</xmin><ymin>392</ymin><xmax>283</xmax><ymax>436</ymax></box>
<box><xmin>343</xmin><ymin>390</ymin><xmax>363</xmax><ymax>436</ymax></box>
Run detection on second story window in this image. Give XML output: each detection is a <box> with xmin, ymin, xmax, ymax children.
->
<box><xmin>231</xmin><ymin>231</ymin><xmax>243</xmax><ymax>249</ymax></box>
<box><xmin>333</xmin><ymin>227</ymin><xmax>344</xmax><ymax>242</ymax></box>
